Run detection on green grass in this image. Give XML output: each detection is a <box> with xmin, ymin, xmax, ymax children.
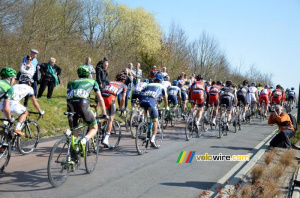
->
<box><xmin>291</xmin><ymin>125</ymin><xmax>300</xmax><ymax>145</ymax></box>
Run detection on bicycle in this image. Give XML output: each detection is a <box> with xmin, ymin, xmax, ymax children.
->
<box><xmin>135</xmin><ymin>111</ymin><xmax>163</xmax><ymax>155</ymax></box>
<box><xmin>0</xmin><ymin>112</ymin><xmax>43</xmax><ymax>172</ymax></box>
<box><xmin>90</xmin><ymin>104</ymin><xmax>121</xmax><ymax>149</ymax></box>
<box><xmin>185</xmin><ymin>108</ymin><xmax>201</xmax><ymax>141</ymax></box>
<box><xmin>126</xmin><ymin>104</ymin><xmax>145</xmax><ymax>139</ymax></box>
<box><xmin>178</xmin><ymin>100</ymin><xmax>191</xmax><ymax>119</ymax></box>
<box><xmin>233</xmin><ymin>103</ymin><xmax>243</xmax><ymax>132</ymax></box>
<box><xmin>47</xmin><ymin>111</ymin><xmax>102</xmax><ymax>187</ymax></box>
<box><xmin>163</xmin><ymin>101</ymin><xmax>178</xmax><ymax>129</ymax></box>
<box><xmin>201</xmin><ymin>103</ymin><xmax>217</xmax><ymax>132</ymax></box>
<box><xmin>218</xmin><ymin>104</ymin><xmax>228</xmax><ymax>138</ymax></box>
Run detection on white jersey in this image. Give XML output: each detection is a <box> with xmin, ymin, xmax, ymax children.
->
<box><xmin>11</xmin><ymin>84</ymin><xmax>34</xmax><ymax>102</ymax></box>
<box><xmin>247</xmin><ymin>86</ymin><xmax>258</xmax><ymax>103</ymax></box>
<box><xmin>161</xmin><ymin>72</ymin><xmax>168</xmax><ymax>77</ymax></box>
<box><xmin>162</xmin><ymin>81</ymin><xmax>171</xmax><ymax>90</ymax></box>
<box><xmin>260</xmin><ymin>88</ymin><xmax>269</xmax><ymax>95</ymax></box>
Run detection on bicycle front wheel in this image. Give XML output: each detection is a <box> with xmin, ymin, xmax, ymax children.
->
<box><xmin>135</xmin><ymin>122</ymin><xmax>148</xmax><ymax>155</ymax></box>
<box><xmin>17</xmin><ymin>121</ymin><xmax>40</xmax><ymax>155</ymax></box>
<box><xmin>185</xmin><ymin>117</ymin><xmax>194</xmax><ymax>141</ymax></box>
<box><xmin>109</xmin><ymin>120</ymin><xmax>121</xmax><ymax>149</ymax></box>
<box><xmin>47</xmin><ymin>138</ymin><xmax>70</xmax><ymax>188</ymax></box>
<box><xmin>85</xmin><ymin>131</ymin><xmax>99</xmax><ymax>174</ymax></box>
<box><xmin>0</xmin><ymin>131</ymin><xmax>11</xmax><ymax>173</ymax></box>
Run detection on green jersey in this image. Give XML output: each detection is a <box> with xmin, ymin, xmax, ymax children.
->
<box><xmin>0</xmin><ymin>79</ymin><xmax>14</xmax><ymax>100</ymax></box>
<box><xmin>67</xmin><ymin>78</ymin><xmax>100</xmax><ymax>100</ymax></box>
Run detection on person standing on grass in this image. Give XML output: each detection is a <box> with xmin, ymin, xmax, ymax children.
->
<box><xmin>84</xmin><ymin>57</ymin><xmax>96</xmax><ymax>79</ymax></box>
<box><xmin>37</xmin><ymin>57</ymin><xmax>62</xmax><ymax>99</ymax></box>
<box><xmin>96</xmin><ymin>57</ymin><xmax>109</xmax><ymax>92</ymax></box>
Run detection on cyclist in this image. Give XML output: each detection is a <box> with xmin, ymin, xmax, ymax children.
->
<box><xmin>167</xmin><ymin>80</ymin><xmax>182</xmax><ymax>114</ymax></box>
<box><xmin>139</xmin><ymin>74</ymin><xmax>168</xmax><ymax>147</ymax></box>
<box><xmin>0</xmin><ymin>67</ymin><xmax>17</xmax><ymax>125</ymax></box>
<box><xmin>67</xmin><ymin>65</ymin><xmax>107</xmax><ymax>149</ymax></box>
<box><xmin>0</xmin><ymin>75</ymin><xmax>44</xmax><ymax>135</ymax></box>
<box><xmin>189</xmin><ymin>74</ymin><xmax>206</xmax><ymax>128</ymax></box>
<box><xmin>248</xmin><ymin>82</ymin><xmax>259</xmax><ymax>116</ymax></box>
<box><xmin>180</xmin><ymin>81</ymin><xmax>190</xmax><ymax>116</ymax></box>
<box><xmin>208</xmin><ymin>80</ymin><xmax>222</xmax><ymax>125</ymax></box>
<box><xmin>270</xmin><ymin>86</ymin><xmax>274</xmax><ymax>93</ymax></box>
<box><xmin>236</xmin><ymin>80</ymin><xmax>249</xmax><ymax>121</ymax></box>
<box><xmin>271</xmin><ymin>84</ymin><xmax>284</xmax><ymax>106</ymax></box>
<box><xmin>161</xmin><ymin>75</ymin><xmax>171</xmax><ymax>90</ymax></box>
<box><xmin>257</xmin><ymin>83</ymin><xmax>263</xmax><ymax>96</ymax></box>
<box><xmin>287</xmin><ymin>87</ymin><xmax>296</xmax><ymax>109</ymax></box>
<box><xmin>205</xmin><ymin>81</ymin><xmax>211</xmax><ymax>110</ymax></box>
<box><xmin>131</xmin><ymin>79</ymin><xmax>148</xmax><ymax>108</ymax></box>
<box><xmin>101</xmin><ymin>73</ymin><xmax>127</xmax><ymax>147</ymax></box>
<box><xmin>259</xmin><ymin>85</ymin><xmax>271</xmax><ymax>117</ymax></box>
<box><xmin>220</xmin><ymin>80</ymin><xmax>237</xmax><ymax>131</ymax></box>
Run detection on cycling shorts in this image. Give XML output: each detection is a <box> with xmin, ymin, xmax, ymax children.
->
<box><xmin>139</xmin><ymin>98</ymin><xmax>158</xmax><ymax>121</ymax></box>
<box><xmin>237</xmin><ymin>95</ymin><xmax>247</xmax><ymax>105</ymax></box>
<box><xmin>67</xmin><ymin>99</ymin><xmax>96</xmax><ymax>127</ymax></box>
<box><xmin>190</xmin><ymin>91</ymin><xmax>205</xmax><ymax>107</ymax></box>
<box><xmin>259</xmin><ymin>94</ymin><xmax>269</xmax><ymax>104</ymax></box>
<box><xmin>0</xmin><ymin>101</ymin><xmax>27</xmax><ymax>118</ymax></box>
<box><xmin>208</xmin><ymin>95</ymin><xmax>219</xmax><ymax>107</ymax></box>
<box><xmin>102</xmin><ymin>93</ymin><xmax>117</xmax><ymax>116</ymax></box>
<box><xmin>247</xmin><ymin>93</ymin><xmax>257</xmax><ymax>104</ymax></box>
<box><xmin>181</xmin><ymin>91</ymin><xmax>188</xmax><ymax>101</ymax></box>
<box><xmin>272</xmin><ymin>96</ymin><xmax>282</xmax><ymax>105</ymax></box>
<box><xmin>220</xmin><ymin>96</ymin><xmax>233</xmax><ymax>111</ymax></box>
<box><xmin>288</xmin><ymin>95</ymin><xmax>294</xmax><ymax>102</ymax></box>
<box><xmin>168</xmin><ymin>95</ymin><xmax>178</xmax><ymax>106</ymax></box>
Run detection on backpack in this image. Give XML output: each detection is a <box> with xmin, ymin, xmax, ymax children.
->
<box><xmin>288</xmin><ymin>113</ymin><xmax>298</xmax><ymax>131</ymax></box>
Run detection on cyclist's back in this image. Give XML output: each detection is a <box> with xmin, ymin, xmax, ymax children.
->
<box><xmin>271</xmin><ymin>85</ymin><xmax>283</xmax><ymax>105</ymax></box>
<box><xmin>168</xmin><ymin>81</ymin><xmax>181</xmax><ymax>106</ymax></box>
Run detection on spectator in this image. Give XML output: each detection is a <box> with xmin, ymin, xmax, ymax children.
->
<box><xmin>96</xmin><ymin>57</ymin><xmax>109</xmax><ymax>91</ymax></box>
<box><xmin>118</xmin><ymin>68</ymin><xmax>132</xmax><ymax>111</ymax></box>
<box><xmin>150</xmin><ymin>65</ymin><xmax>157</xmax><ymax>79</ymax></box>
<box><xmin>37</xmin><ymin>57</ymin><xmax>62</xmax><ymax>99</ymax></box>
<box><xmin>22</xmin><ymin>49</ymin><xmax>40</xmax><ymax>97</ymax></box>
<box><xmin>178</xmin><ymin>72</ymin><xmax>186</xmax><ymax>87</ymax></box>
<box><xmin>268</xmin><ymin>105</ymin><xmax>295</xmax><ymax>148</ymax></box>
<box><xmin>133</xmin><ymin>62</ymin><xmax>142</xmax><ymax>85</ymax></box>
<box><xmin>84</xmin><ymin>57</ymin><xmax>96</xmax><ymax>79</ymax></box>
<box><xmin>19</xmin><ymin>55</ymin><xmax>34</xmax><ymax>84</ymax></box>
<box><xmin>125</xmin><ymin>63</ymin><xmax>136</xmax><ymax>111</ymax></box>
<box><xmin>161</xmin><ymin>67</ymin><xmax>168</xmax><ymax>77</ymax></box>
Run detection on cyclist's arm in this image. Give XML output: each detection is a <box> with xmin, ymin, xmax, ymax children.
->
<box><xmin>95</xmin><ymin>91</ymin><xmax>106</xmax><ymax>115</ymax></box>
<box><xmin>119</xmin><ymin>90</ymin><xmax>126</xmax><ymax>109</ymax></box>
<box><xmin>3</xmin><ymin>99</ymin><xmax>11</xmax><ymax>120</ymax></box>
<box><xmin>31</xmin><ymin>96</ymin><xmax>42</xmax><ymax>112</ymax></box>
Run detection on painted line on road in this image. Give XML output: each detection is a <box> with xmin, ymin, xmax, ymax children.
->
<box><xmin>208</xmin><ymin>128</ymin><xmax>278</xmax><ymax>197</ymax></box>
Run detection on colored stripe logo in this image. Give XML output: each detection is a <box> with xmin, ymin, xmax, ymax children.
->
<box><xmin>176</xmin><ymin>151</ymin><xmax>196</xmax><ymax>163</ymax></box>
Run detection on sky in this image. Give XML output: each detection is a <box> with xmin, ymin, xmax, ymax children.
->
<box><xmin>115</xmin><ymin>0</ymin><xmax>300</xmax><ymax>94</ymax></box>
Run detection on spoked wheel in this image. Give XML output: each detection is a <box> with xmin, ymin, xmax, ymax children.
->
<box><xmin>85</xmin><ymin>130</ymin><xmax>99</xmax><ymax>174</ymax></box>
<box><xmin>17</xmin><ymin>121</ymin><xmax>40</xmax><ymax>155</ymax></box>
<box><xmin>0</xmin><ymin>131</ymin><xmax>11</xmax><ymax>173</ymax></box>
<box><xmin>218</xmin><ymin>119</ymin><xmax>223</xmax><ymax>138</ymax></box>
<box><xmin>130</xmin><ymin>112</ymin><xmax>139</xmax><ymax>139</ymax></box>
<box><xmin>109</xmin><ymin>120</ymin><xmax>121</xmax><ymax>149</ymax></box>
<box><xmin>135</xmin><ymin>122</ymin><xmax>148</xmax><ymax>155</ymax></box>
<box><xmin>47</xmin><ymin>138</ymin><xmax>70</xmax><ymax>188</ymax></box>
<box><xmin>233</xmin><ymin>119</ymin><xmax>237</xmax><ymax>133</ymax></box>
<box><xmin>185</xmin><ymin>117</ymin><xmax>194</xmax><ymax>141</ymax></box>
<box><xmin>170</xmin><ymin>114</ymin><xmax>177</xmax><ymax>127</ymax></box>
<box><xmin>201</xmin><ymin>114</ymin><xmax>209</xmax><ymax>132</ymax></box>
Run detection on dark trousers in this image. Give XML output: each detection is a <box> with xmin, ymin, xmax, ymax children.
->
<box><xmin>38</xmin><ymin>79</ymin><xmax>55</xmax><ymax>99</ymax></box>
<box><xmin>270</xmin><ymin>129</ymin><xmax>295</xmax><ymax>148</ymax></box>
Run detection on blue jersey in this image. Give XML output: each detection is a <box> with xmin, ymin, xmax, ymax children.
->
<box><xmin>288</xmin><ymin>90</ymin><xmax>295</xmax><ymax>97</ymax></box>
<box><xmin>168</xmin><ymin>86</ymin><xmax>181</xmax><ymax>96</ymax></box>
<box><xmin>139</xmin><ymin>83</ymin><xmax>166</xmax><ymax>100</ymax></box>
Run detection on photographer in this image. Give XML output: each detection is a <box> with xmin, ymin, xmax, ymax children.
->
<box><xmin>268</xmin><ymin>105</ymin><xmax>295</xmax><ymax>148</ymax></box>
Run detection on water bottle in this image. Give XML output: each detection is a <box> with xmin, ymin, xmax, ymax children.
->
<box><xmin>71</xmin><ymin>135</ymin><xmax>79</xmax><ymax>153</ymax></box>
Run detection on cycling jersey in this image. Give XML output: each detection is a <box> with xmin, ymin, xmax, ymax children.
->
<box><xmin>287</xmin><ymin>90</ymin><xmax>295</xmax><ymax>101</ymax></box>
<box><xmin>161</xmin><ymin>81</ymin><xmax>171</xmax><ymax>90</ymax></box>
<box><xmin>67</xmin><ymin>78</ymin><xmax>100</xmax><ymax>101</ymax></box>
<box><xmin>102</xmin><ymin>81</ymin><xmax>127</xmax><ymax>114</ymax></box>
<box><xmin>237</xmin><ymin>86</ymin><xmax>248</xmax><ymax>105</ymax></box>
<box><xmin>0</xmin><ymin>80</ymin><xmax>14</xmax><ymax>100</ymax></box>
<box><xmin>257</xmin><ymin>87</ymin><xmax>263</xmax><ymax>96</ymax></box>
<box><xmin>180</xmin><ymin>85</ymin><xmax>189</xmax><ymax>101</ymax></box>
<box><xmin>209</xmin><ymin>85</ymin><xmax>221</xmax><ymax>106</ymax></box>
<box><xmin>168</xmin><ymin>86</ymin><xmax>181</xmax><ymax>106</ymax></box>
<box><xmin>248</xmin><ymin>86</ymin><xmax>258</xmax><ymax>103</ymax></box>
<box><xmin>139</xmin><ymin>83</ymin><xmax>166</xmax><ymax>121</ymax></box>
<box><xmin>132</xmin><ymin>82</ymin><xmax>147</xmax><ymax>104</ymax></box>
<box><xmin>271</xmin><ymin>89</ymin><xmax>283</xmax><ymax>104</ymax></box>
<box><xmin>220</xmin><ymin>86</ymin><xmax>235</xmax><ymax>110</ymax></box>
<box><xmin>259</xmin><ymin>88</ymin><xmax>270</xmax><ymax>104</ymax></box>
<box><xmin>189</xmin><ymin>81</ymin><xmax>205</xmax><ymax>107</ymax></box>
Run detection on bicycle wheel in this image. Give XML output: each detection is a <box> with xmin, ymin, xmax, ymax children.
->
<box><xmin>185</xmin><ymin>116</ymin><xmax>194</xmax><ymax>141</ymax></box>
<box><xmin>170</xmin><ymin>113</ymin><xmax>177</xmax><ymax>127</ymax></box>
<box><xmin>135</xmin><ymin>122</ymin><xmax>148</xmax><ymax>155</ymax></box>
<box><xmin>0</xmin><ymin>131</ymin><xmax>11</xmax><ymax>173</ymax></box>
<box><xmin>47</xmin><ymin>138</ymin><xmax>70</xmax><ymax>188</ymax></box>
<box><xmin>130</xmin><ymin>112</ymin><xmax>139</xmax><ymax>139</ymax></box>
<box><xmin>154</xmin><ymin>122</ymin><xmax>163</xmax><ymax>148</ymax></box>
<box><xmin>17</xmin><ymin>121</ymin><xmax>40</xmax><ymax>155</ymax></box>
<box><xmin>109</xmin><ymin>120</ymin><xmax>121</xmax><ymax>149</ymax></box>
<box><xmin>201</xmin><ymin>112</ymin><xmax>209</xmax><ymax>132</ymax></box>
<box><xmin>85</xmin><ymin>131</ymin><xmax>99</xmax><ymax>174</ymax></box>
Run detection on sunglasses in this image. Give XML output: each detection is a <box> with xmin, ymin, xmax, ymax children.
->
<box><xmin>27</xmin><ymin>58</ymin><xmax>32</xmax><ymax>61</ymax></box>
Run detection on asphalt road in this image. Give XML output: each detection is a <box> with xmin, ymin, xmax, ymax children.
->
<box><xmin>0</xmin><ymin>112</ymin><xmax>283</xmax><ymax>198</ymax></box>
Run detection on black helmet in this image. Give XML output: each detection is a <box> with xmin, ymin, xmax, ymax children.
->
<box><xmin>216</xmin><ymin>80</ymin><xmax>222</xmax><ymax>85</ymax></box>
<box><xmin>196</xmin><ymin>74</ymin><xmax>204</xmax><ymax>81</ymax></box>
<box><xmin>242</xmin><ymin>80</ymin><xmax>248</xmax><ymax>86</ymax></box>
<box><xmin>226</xmin><ymin>80</ymin><xmax>232</xmax><ymax>87</ymax></box>
<box><xmin>276</xmin><ymin>84</ymin><xmax>281</xmax><ymax>89</ymax></box>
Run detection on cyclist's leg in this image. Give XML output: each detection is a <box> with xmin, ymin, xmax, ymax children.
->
<box><xmin>10</xmin><ymin>102</ymin><xmax>28</xmax><ymax>135</ymax></box>
<box><xmin>102</xmin><ymin>102</ymin><xmax>115</xmax><ymax>146</ymax></box>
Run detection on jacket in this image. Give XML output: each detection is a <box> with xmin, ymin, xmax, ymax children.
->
<box><xmin>268</xmin><ymin>112</ymin><xmax>295</xmax><ymax>132</ymax></box>
<box><xmin>96</xmin><ymin>61</ymin><xmax>109</xmax><ymax>90</ymax></box>
<box><xmin>40</xmin><ymin>63</ymin><xmax>62</xmax><ymax>82</ymax></box>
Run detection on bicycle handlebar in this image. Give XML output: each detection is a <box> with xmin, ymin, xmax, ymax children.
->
<box><xmin>28</xmin><ymin>111</ymin><xmax>43</xmax><ymax>121</ymax></box>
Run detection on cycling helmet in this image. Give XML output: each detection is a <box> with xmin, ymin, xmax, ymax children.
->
<box><xmin>270</xmin><ymin>86</ymin><xmax>274</xmax><ymax>89</ymax></box>
<box><xmin>163</xmin><ymin>75</ymin><xmax>170</xmax><ymax>81</ymax></box>
<box><xmin>116</xmin><ymin>73</ymin><xmax>126</xmax><ymax>81</ymax></box>
<box><xmin>0</xmin><ymin>67</ymin><xmax>17</xmax><ymax>78</ymax></box>
<box><xmin>242</xmin><ymin>80</ymin><xmax>248</xmax><ymax>86</ymax></box>
<box><xmin>211</xmin><ymin>81</ymin><xmax>216</xmax><ymax>85</ymax></box>
<box><xmin>20</xmin><ymin>75</ymin><xmax>34</xmax><ymax>83</ymax></box>
<box><xmin>251</xmin><ymin>82</ymin><xmax>256</xmax><ymax>87</ymax></box>
<box><xmin>172</xmin><ymin>80</ymin><xmax>179</xmax><ymax>86</ymax></box>
<box><xmin>185</xmin><ymin>81</ymin><xmax>190</xmax><ymax>85</ymax></box>
<box><xmin>77</xmin><ymin>65</ymin><xmax>91</xmax><ymax>77</ymax></box>
<box><xmin>216</xmin><ymin>80</ymin><xmax>222</xmax><ymax>85</ymax></box>
<box><xmin>143</xmin><ymin>79</ymin><xmax>149</xmax><ymax>83</ymax></box>
<box><xmin>276</xmin><ymin>84</ymin><xmax>281</xmax><ymax>89</ymax></box>
<box><xmin>291</xmin><ymin>87</ymin><xmax>294</xmax><ymax>90</ymax></box>
<box><xmin>226</xmin><ymin>80</ymin><xmax>232</xmax><ymax>87</ymax></box>
<box><xmin>265</xmin><ymin>85</ymin><xmax>269</xmax><ymax>88</ymax></box>
<box><xmin>206</xmin><ymin>81</ymin><xmax>211</xmax><ymax>86</ymax></box>
<box><xmin>258</xmin><ymin>83</ymin><xmax>262</xmax><ymax>87</ymax></box>
<box><xmin>155</xmin><ymin>74</ymin><xmax>163</xmax><ymax>82</ymax></box>
<box><xmin>195</xmin><ymin>74</ymin><xmax>204</xmax><ymax>81</ymax></box>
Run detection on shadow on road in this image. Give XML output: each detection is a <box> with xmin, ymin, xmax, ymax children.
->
<box><xmin>161</xmin><ymin>181</ymin><xmax>216</xmax><ymax>190</ymax></box>
<box><xmin>210</xmin><ymin>145</ymin><xmax>254</xmax><ymax>151</ymax></box>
